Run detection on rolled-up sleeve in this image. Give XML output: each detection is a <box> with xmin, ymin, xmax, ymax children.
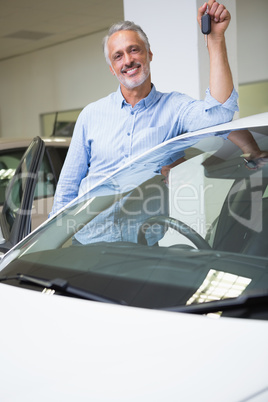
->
<box><xmin>204</xmin><ymin>87</ymin><xmax>239</xmax><ymax>113</ymax></box>
<box><xmin>179</xmin><ymin>87</ymin><xmax>239</xmax><ymax>134</ymax></box>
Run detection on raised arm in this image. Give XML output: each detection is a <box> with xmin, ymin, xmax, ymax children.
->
<box><xmin>197</xmin><ymin>1</ymin><xmax>233</xmax><ymax>104</ymax></box>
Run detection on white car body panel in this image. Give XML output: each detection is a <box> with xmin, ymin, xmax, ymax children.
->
<box><xmin>0</xmin><ymin>283</ymin><xmax>268</xmax><ymax>402</ymax></box>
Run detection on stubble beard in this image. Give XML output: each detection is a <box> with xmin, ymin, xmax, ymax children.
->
<box><xmin>113</xmin><ymin>57</ymin><xmax>151</xmax><ymax>90</ymax></box>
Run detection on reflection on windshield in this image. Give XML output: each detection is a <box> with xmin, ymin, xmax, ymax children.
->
<box><xmin>73</xmin><ymin>175</ymin><xmax>168</xmax><ymax>246</ymax></box>
<box><xmin>11</xmin><ymin>128</ymin><xmax>268</xmax><ymax>253</ymax></box>
<box><xmin>1</xmin><ymin>126</ymin><xmax>268</xmax><ymax>318</ymax></box>
<box><xmin>67</xmin><ymin>129</ymin><xmax>253</xmax><ymax>247</ymax></box>
<box><xmin>186</xmin><ymin>269</ymin><xmax>252</xmax><ymax>305</ymax></box>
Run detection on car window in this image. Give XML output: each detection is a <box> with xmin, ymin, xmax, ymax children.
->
<box><xmin>44</xmin><ymin>146</ymin><xmax>68</xmax><ymax>182</ymax></box>
<box><xmin>0</xmin><ymin>146</ymin><xmax>68</xmax><ymax>205</ymax></box>
<box><xmin>55</xmin><ymin>147</ymin><xmax>68</xmax><ymax>164</ymax></box>
<box><xmin>34</xmin><ymin>155</ymin><xmax>56</xmax><ymax>199</ymax></box>
<box><xmin>0</xmin><ymin>137</ymin><xmax>45</xmax><ymax>251</ymax></box>
<box><xmin>0</xmin><ymin>150</ymin><xmax>24</xmax><ymax>204</ymax></box>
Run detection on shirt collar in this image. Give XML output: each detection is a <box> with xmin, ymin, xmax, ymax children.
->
<box><xmin>116</xmin><ymin>84</ymin><xmax>160</xmax><ymax>110</ymax></box>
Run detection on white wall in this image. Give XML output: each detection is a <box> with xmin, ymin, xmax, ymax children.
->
<box><xmin>236</xmin><ymin>0</ymin><xmax>268</xmax><ymax>84</ymax></box>
<box><xmin>124</xmin><ymin>0</ymin><xmax>200</xmax><ymax>98</ymax></box>
<box><xmin>0</xmin><ymin>30</ymin><xmax>118</xmax><ymax>138</ymax></box>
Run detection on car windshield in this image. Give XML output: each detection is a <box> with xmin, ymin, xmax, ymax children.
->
<box><xmin>1</xmin><ymin>120</ymin><xmax>268</xmax><ymax>319</ymax></box>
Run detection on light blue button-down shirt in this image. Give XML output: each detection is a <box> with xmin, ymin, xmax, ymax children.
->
<box><xmin>50</xmin><ymin>84</ymin><xmax>238</xmax><ymax>216</ymax></box>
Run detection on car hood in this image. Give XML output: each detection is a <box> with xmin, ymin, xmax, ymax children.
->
<box><xmin>0</xmin><ymin>282</ymin><xmax>268</xmax><ymax>401</ymax></box>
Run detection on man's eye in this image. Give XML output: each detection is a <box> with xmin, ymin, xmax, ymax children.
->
<box><xmin>114</xmin><ymin>54</ymin><xmax>121</xmax><ymax>60</ymax></box>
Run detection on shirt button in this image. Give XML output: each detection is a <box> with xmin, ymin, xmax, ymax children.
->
<box><xmin>131</xmin><ymin>111</ymin><xmax>134</xmax><ymax>115</ymax></box>
<box><xmin>127</xmin><ymin>132</ymin><xmax>130</xmax><ymax>136</ymax></box>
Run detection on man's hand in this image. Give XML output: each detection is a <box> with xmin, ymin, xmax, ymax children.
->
<box><xmin>197</xmin><ymin>1</ymin><xmax>233</xmax><ymax>104</ymax></box>
<box><xmin>197</xmin><ymin>1</ymin><xmax>231</xmax><ymax>39</ymax></box>
<box><xmin>161</xmin><ymin>157</ymin><xmax>186</xmax><ymax>184</ymax></box>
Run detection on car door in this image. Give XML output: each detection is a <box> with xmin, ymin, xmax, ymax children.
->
<box><xmin>31</xmin><ymin>144</ymin><xmax>69</xmax><ymax>229</ymax></box>
<box><xmin>0</xmin><ymin>137</ymin><xmax>45</xmax><ymax>253</ymax></box>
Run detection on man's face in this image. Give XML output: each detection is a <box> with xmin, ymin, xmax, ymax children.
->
<box><xmin>107</xmin><ymin>30</ymin><xmax>153</xmax><ymax>90</ymax></box>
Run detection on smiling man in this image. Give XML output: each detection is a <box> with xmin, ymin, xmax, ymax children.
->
<box><xmin>106</xmin><ymin>28</ymin><xmax>153</xmax><ymax>106</ymax></box>
<box><xmin>50</xmin><ymin>1</ymin><xmax>240</xmax><ymax>217</ymax></box>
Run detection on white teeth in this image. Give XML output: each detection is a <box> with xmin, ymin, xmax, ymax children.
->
<box><xmin>126</xmin><ymin>68</ymin><xmax>137</xmax><ymax>74</ymax></box>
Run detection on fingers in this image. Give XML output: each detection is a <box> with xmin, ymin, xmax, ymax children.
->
<box><xmin>197</xmin><ymin>2</ymin><xmax>208</xmax><ymax>25</ymax></box>
<box><xmin>207</xmin><ymin>1</ymin><xmax>230</xmax><ymax>23</ymax></box>
<box><xmin>197</xmin><ymin>1</ymin><xmax>230</xmax><ymax>29</ymax></box>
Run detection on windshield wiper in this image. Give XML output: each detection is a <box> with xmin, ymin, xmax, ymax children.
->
<box><xmin>164</xmin><ymin>290</ymin><xmax>268</xmax><ymax>315</ymax></box>
<box><xmin>0</xmin><ymin>274</ymin><xmax>126</xmax><ymax>305</ymax></box>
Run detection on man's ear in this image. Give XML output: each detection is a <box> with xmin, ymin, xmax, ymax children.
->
<box><xmin>109</xmin><ymin>65</ymin><xmax>115</xmax><ymax>75</ymax></box>
<box><xmin>149</xmin><ymin>50</ymin><xmax>153</xmax><ymax>62</ymax></box>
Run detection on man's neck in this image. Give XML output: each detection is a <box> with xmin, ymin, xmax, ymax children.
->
<box><xmin>121</xmin><ymin>79</ymin><xmax>152</xmax><ymax>107</ymax></box>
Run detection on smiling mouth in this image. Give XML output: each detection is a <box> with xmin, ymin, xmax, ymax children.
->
<box><xmin>121</xmin><ymin>64</ymin><xmax>141</xmax><ymax>75</ymax></box>
<box><xmin>125</xmin><ymin>67</ymin><xmax>138</xmax><ymax>74</ymax></box>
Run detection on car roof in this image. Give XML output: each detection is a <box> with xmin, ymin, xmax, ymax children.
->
<box><xmin>0</xmin><ymin>136</ymin><xmax>71</xmax><ymax>150</ymax></box>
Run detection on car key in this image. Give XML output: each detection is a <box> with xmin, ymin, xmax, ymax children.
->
<box><xmin>201</xmin><ymin>6</ymin><xmax>211</xmax><ymax>46</ymax></box>
<box><xmin>244</xmin><ymin>158</ymin><xmax>258</xmax><ymax>169</ymax></box>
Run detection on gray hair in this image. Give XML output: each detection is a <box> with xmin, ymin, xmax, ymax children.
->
<box><xmin>103</xmin><ymin>21</ymin><xmax>151</xmax><ymax>65</ymax></box>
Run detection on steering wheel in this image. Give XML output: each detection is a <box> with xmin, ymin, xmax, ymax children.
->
<box><xmin>137</xmin><ymin>215</ymin><xmax>212</xmax><ymax>250</ymax></box>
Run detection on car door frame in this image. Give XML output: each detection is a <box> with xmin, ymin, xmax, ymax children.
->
<box><xmin>0</xmin><ymin>137</ymin><xmax>45</xmax><ymax>253</ymax></box>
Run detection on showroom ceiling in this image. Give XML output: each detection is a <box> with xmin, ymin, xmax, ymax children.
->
<box><xmin>0</xmin><ymin>0</ymin><xmax>123</xmax><ymax>61</ymax></box>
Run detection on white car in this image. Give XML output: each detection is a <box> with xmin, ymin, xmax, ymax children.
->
<box><xmin>0</xmin><ymin>113</ymin><xmax>268</xmax><ymax>401</ymax></box>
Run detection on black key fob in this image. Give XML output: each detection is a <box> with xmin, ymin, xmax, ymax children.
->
<box><xmin>244</xmin><ymin>158</ymin><xmax>258</xmax><ymax>169</ymax></box>
<box><xmin>201</xmin><ymin>13</ymin><xmax>211</xmax><ymax>35</ymax></box>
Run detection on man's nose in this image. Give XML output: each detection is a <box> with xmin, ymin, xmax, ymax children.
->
<box><xmin>124</xmin><ymin>52</ymin><xmax>134</xmax><ymax>66</ymax></box>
